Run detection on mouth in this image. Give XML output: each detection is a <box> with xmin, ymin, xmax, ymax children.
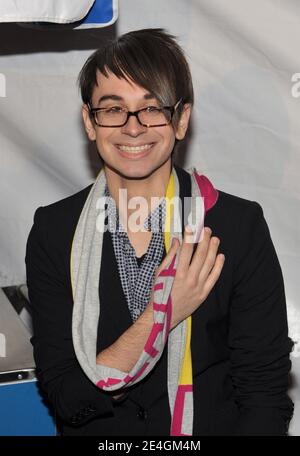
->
<box><xmin>115</xmin><ymin>143</ymin><xmax>155</xmax><ymax>158</ymax></box>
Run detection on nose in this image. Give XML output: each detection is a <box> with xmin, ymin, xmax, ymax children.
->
<box><xmin>121</xmin><ymin>113</ymin><xmax>147</xmax><ymax>136</ymax></box>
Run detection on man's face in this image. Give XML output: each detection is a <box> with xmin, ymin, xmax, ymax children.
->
<box><xmin>82</xmin><ymin>70</ymin><xmax>191</xmax><ymax>180</ymax></box>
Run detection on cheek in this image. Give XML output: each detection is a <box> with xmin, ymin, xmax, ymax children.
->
<box><xmin>164</xmin><ymin>133</ymin><xmax>176</xmax><ymax>151</ymax></box>
<box><xmin>95</xmin><ymin>131</ymin><xmax>115</xmax><ymax>150</ymax></box>
<box><xmin>155</xmin><ymin>128</ymin><xmax>176</xmax><ymax>148</ymax></box>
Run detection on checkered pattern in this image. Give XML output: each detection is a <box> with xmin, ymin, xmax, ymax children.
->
<box><xmin>104</xmin><ymin>185</ymin><xmax>166</xmax><ymax>322</ymax></box>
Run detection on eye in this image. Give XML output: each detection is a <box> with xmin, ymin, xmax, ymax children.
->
<box><xmin>145</xmin><ymin>106</ymin><xmax>161</xmax><ymax>113</ymax></box>
<box><xmin>104</xmin><ymin>106</ymin><xmax>124</xmax><ymax>113</ymax></box>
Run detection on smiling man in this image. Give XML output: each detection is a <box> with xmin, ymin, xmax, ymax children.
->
<box><xmin>25</xmin><ymin>28</ymin><xmax>294</xmax><ymax>436</ymax></box>
<box><xmin>81</xmin><ymin>69</ymin><xmax>191</xmax><ymax>259</ymax></box>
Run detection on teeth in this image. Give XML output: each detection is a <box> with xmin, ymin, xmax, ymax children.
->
<box><xmin>118</xmin><ymin>144</ymin><xmax>153</xmax><ymax>153</ymax></box>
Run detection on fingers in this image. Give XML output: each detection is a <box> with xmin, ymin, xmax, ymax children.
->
<box><xmin>155</xmin><ymin>226</ymin><xmax>224</xmax><ymax>293</ymax></box>
<box><xmin>187</xmin><ymin>226</ymin><xmax>213</xmax><ymax>278</ymax></box>
<box><xmin>175</xmin><ymin>225</ymin><xmax>196</xmax><ymax>277</ymax></box>
<box><xmin>187</xmin><ymin>226</ymin><xmax>225</xmax><ymax>294</ymax></box>
<box><xmin>154</xmin><ymin>237</ymin><xmax>180</xmax><ymax>279</ymax></box>
<box><xmin>198</xmin><ymin>234</ymin><xmax>221</xmax><ymax>279</ymax></box>
<box><xmin>200</xmin><ymin>253</ymin><xmax>225</xmax><ymax>299</ymax></box>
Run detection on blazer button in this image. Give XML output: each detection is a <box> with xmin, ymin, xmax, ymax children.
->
<box><xmin>137</xmin><ymin>408</ymin><xmax>148</xmax><ymax>420</ymax></box>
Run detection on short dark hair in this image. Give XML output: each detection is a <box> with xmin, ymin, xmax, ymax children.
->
<box><xmin>78</xmin><ymin>28</ymin><xmax>194</xmax><ymax>128</ymax></box>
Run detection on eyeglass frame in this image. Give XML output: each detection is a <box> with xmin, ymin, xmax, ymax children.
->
<box><xmin>87</xmin><ymin>98</ymin><xmax>183</xmax><ymax>128</ymax></box>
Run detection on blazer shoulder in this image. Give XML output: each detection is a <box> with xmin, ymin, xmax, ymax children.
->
<box><xmin>40</xmin><ymin>183</ymin><xmax>93</xmax><ymax>218</ymax></box>
<box><xmin>212</xmin><ymin>188</ymin><xmax>264</xmax><ymax>219</ymax></box>
<box><xmin>30</xmin><ymin>183</ymin><xmax>94</xmax><ymax>255</ymax></box>
<box><xmin>205</xmin><ymin>188</ymin><xmax>268</xmax><ymax>243</ymax></box>
<box><xmin>176</xmin><ymin>165</ymin><xmax>263</xmax><ymax>220</ymax></box>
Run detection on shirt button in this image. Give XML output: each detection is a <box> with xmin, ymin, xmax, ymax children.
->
<box><xmin>137</xmin><ymin>407</ymin><xmax>148</xmax><ymax>420</ymax></box>
<box><xmin>124</xmin><ymin>243</ymin><xmax>131</xmax><ymax>252</ymax></box>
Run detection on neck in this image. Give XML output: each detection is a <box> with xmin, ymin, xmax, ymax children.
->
<box><xmin>104</xmin><ymin>160</ymin><xmax>173</xmax><ymax>225</ymax></box>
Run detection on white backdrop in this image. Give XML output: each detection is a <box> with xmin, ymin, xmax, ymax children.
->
<box><xmin>0</xmin><ymin>0</ymin><xmax>299</xmax><ymax>435</ymax></box>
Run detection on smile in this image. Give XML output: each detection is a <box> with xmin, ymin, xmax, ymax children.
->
<box><xmin>116</xmin><ymin>143</ymin><xmax>154</xmax><ymax>153</ymax></box>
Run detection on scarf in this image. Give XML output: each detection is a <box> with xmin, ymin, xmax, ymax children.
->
<box><xmin>70</xmin><ymin>165</ymin><xmax>218</xmax><ymax>436</ymax></box>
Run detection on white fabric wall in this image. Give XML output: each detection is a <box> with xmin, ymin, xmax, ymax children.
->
<box><xmin>0</xmin><ymin>0</ymin><xmax>299</xmax><ymax>435</ymax></box>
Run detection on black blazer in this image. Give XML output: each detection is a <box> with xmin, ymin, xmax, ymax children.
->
<box><xmin>25</xmin><ymin>165</ymin><xmax>294</xmax><ymax>436</ymax></box>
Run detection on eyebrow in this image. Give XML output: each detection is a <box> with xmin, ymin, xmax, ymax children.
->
<box><xmin>97</xmin><ymin>93</ymin><xmax>156</xmax><ymax>105</ymax></box>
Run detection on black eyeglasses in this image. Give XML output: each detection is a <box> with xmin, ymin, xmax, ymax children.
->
<box><xmin>88</xmin><ymin>98</ymin><xmax>182</xmax><ymax>127</ymax></box>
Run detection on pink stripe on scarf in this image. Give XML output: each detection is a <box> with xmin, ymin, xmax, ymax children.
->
<box><xmin>193</xmin><ymin>173</ymin><xmax>218</xmax><ymax>212</ymax></box>
<box><xmin>171</xmin><ymin>384</ymin><xmax>193</xmax><ymax>436</ymax></box>
<box><xmin>96</xmin><ymin>377</ymin><xmax>122</xmax><ymax>388</ymax></box>
<box><xmin>144</xmin><ymin>322</ymin><xmax>164</xmax><ymax>357</ymax></box>
<box><xmin>158</xmin><ymin>253</ymin><xmax>177</xmax><ymax>277</ymax></box>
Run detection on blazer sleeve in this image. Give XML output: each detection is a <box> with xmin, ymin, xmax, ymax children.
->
<box><xmin>25</xmin><ymin>206</ymin><xmax>116</xmax><ymax>427</ymax></box>
<box><xmin>229</xmin><ymin>201</ymin><xmax>294</xmax><ymax>435</ymax></box>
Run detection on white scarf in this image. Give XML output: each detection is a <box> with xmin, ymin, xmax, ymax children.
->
<box><xmin>70</xmin><ymin>165</ymin><xmax>218</xmax><ymax>435</ymax></box>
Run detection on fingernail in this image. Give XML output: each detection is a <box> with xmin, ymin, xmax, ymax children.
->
<box><xmin>185</xmin><ymin>225</ymin><xmax>193</xmax><ymax>233</ymax></box>
<box><xmin>205</xmin><ymin>227</ymin><xmax>211</xmax><ymax>234</ymax></box>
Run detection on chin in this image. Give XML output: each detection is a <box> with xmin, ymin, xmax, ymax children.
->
<box><xmin>106</xmin><ymin>162</ymin><xmax>158</xmax><ymax>181</ymax></box>
<box><xmin>104</xmin><ymin>155</ymin><xmax>172</xmax><ymax>181</ymax></box>
<box><xmin>117</xmin><ymin>168</ymin><xmax>155</xmax><ymax>181</ymax></box>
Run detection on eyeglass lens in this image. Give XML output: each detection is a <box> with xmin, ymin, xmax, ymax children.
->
<box><xmin>95</xmin><ymin>107</ymin><xmax>171</xmax><ymax>127</ymax></box>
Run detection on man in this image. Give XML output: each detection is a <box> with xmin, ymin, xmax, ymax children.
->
<box><xmin>25</xmin><ymin>28</ymin><xmax>294</xmax><ymax>436</ymax></box>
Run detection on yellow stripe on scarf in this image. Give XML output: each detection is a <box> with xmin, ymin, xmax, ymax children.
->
<box><xmin>164</xmin><ymin>170</ymin><xmax>193</xmax><ymax>387</ymax></box>
<box><xmin>164</xmin><ymin>171</ymin><xmax>174</xmax><ymax>252</ymax></box>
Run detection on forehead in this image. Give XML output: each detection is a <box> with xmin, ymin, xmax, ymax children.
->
<box><xmin>91</xmin><ymin>69</ymin><xmax>154</xmax><ymax>103</ymax></box>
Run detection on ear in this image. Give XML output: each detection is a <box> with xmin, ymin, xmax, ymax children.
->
<box><xmin>82</xmin><ymin>104</ymin><xmax>96</xmax><ymax>141</ymax></box>
<box><xmin>175</xmin><ymin>103</ymin><xmax>192</xmax><ymax>140</ymax></box>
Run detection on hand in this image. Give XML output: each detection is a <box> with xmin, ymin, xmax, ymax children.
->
<box><xmin>152</xmin><ymin>226</ymin><xmax>225</xmax><ymax>329</ymax></box>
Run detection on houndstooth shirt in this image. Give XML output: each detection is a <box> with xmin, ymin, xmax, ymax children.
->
<box><xmin>104</xmin><ymin>185</ymin><xmax>166</xmax><ymax>322</ymax></box>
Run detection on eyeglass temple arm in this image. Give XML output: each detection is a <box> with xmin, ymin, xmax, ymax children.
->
<box><xmin>174</xmin><ymin>98</ymin><xmax>183</xmax><ymax>110</ymax></box>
